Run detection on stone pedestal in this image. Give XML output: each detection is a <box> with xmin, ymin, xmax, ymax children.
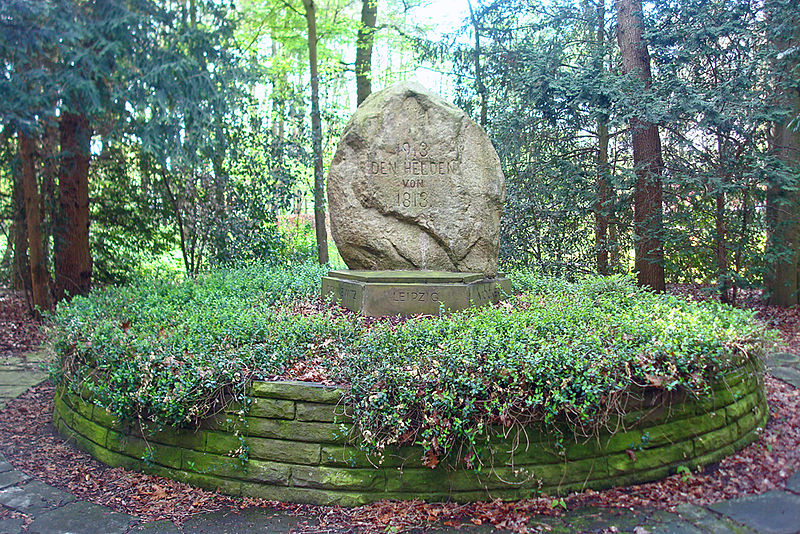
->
<box><xmin>321</xmin><ymin>270</ymin><xmax>511</xmax><ymax>317</ymax></box>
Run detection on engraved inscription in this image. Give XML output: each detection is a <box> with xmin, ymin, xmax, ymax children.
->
<box><xmin>395</xmin><ymin>191</ymin><xmax>428</xmax><ymax>208</ymax></box>
<box><xmin>468</xmin><ymin>284</ymin><xmax>504</xmax><ymax>305</ymax></box>
<box><xmin>338</xmin><ymin>286</ymin><xmax>358</xmax><ymax>304</ymax></box>
<box><xmin>390</xmin><ymin>289</ymin><xmax>440</xmax><ymax>302</ymax></box>
<box><xmin>362</xmin><ymin>140</ymin><xmax>462</xmax><ymax>213</ymax></box>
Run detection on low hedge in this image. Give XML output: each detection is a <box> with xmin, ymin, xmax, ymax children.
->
<box><xmin>50</xmin><ymin>262</ymin><xmax>773</xmax><ymax>467</ymax></box>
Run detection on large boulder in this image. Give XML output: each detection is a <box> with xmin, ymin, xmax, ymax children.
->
<box><xmin>327</xmin><ymin>82</ymin><xmax>505</xmax><ymax>277</ymax></box>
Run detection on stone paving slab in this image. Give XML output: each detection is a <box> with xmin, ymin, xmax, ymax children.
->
<box><xmin>26</xmin><ymin>501</ymin><xmax>136</xmax><ymax>534</ymax></box>
<box><xmin>129</xmin><ymin>519</ymin><xmax>183</xmax><ymax>534</ymax></box>
<box><xmin>0</xmin><ymin>517</ymin><xmax>24</xmax><ymax>534</ymax></box>
<box><xmin>771</xmin><ymin>366</ymin><xmax>800</xmax><ymax>388</ymax></box>
<box><xmin>0</xmin><ymin>472</ymin><xmax>28</xmax><ymax>491</ymax></box>
<box><xmin>179</xmin><ymin>508</ymin><xmax>305</xmax><ymax>534</ymax></box>
<box><xmin>0</xmin><ymin>386</ymin><xmax>34</xmax><ymax>400</ymax></box>
<box><xmin>709</xmin><ymin>491</ymin><xmax>800</xmax><ymax>534</ymax></box>
<box><xmin>786</xmin><ymin>471</ymin><xmax>800</xmax><ymax>494</ymax></box>
<box><xmin>675</xmin><ymin>503</ymin><xmax>758</xmax><ymax>533</ymax></box>
<box><xmin>0</xmin><ymin>480</ymin><xmax>76</xmax><ymax>515</ymax></box>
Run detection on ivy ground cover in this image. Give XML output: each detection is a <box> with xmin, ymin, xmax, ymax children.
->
<box><xmin>50</xmin><ymin>262</ymin><xmax>772</xmax><ymax>464</ymax></box>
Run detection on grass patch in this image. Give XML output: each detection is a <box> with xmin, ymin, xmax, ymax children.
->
<box><xmin>50</xmin><ymin>263</ymin><xmax>772</xmax><ymax>464</ymax></box>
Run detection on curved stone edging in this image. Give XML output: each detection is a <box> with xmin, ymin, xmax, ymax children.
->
<box><xmin>53</xmin><ymin>365</ymin><xmax>768</xmax><ymax>506</ymax></box>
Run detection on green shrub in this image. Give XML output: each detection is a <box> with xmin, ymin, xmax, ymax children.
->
<box><xmin>50</xmin><ymin>267</ymin><xmax>772</xmax><ymax>464</ymax></box>
<box><xmin>50</xmin><ymin>260</ymin><xmax>348</xmax><ymax>428</ymax></box>
<box><xmin>341</xmin><ymin>275</ymin><xmax>771</xmax><ymax>464</ymax></box>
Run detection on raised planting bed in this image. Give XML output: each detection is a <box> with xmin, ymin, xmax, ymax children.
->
<box><xmin>53</xmin><ymin>362</ymin><xmax>767</xmax><ymax>507</ymax></box>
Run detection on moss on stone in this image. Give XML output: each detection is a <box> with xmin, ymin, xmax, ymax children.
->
<box><xmin>250</xmin><ymin>381</ymin><xmax>345</xmax><ymax>404</ymax></box>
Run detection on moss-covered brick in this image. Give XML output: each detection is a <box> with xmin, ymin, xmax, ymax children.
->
<box><xmin>250</xmin><ymin>381</ymin><xmax>345</xmax><ymax>404</ymax></box>
<box><xmin>728</xmin><ymin>423</ymin><xmax>764</xmax><ymax>453</ymax></box>
<box><xmin>725</xmin><ymin>391</ymin><xmax>760</xmax><ymax>422</ymax></box>
<box><xmin>240</xmin><ymin>417</ymin><xmax>346</xmax><ymax>444</ymax></box>
<box><xmin>384</xmin><ymin>467</ymin><xmax>486</xmax><ymax>493</ymax></box>
<box><xmin>51</xmin><ymin>361</ymin><xmax>768</xmax><ymax>506</ymax></box>
<box><xmin>621</xmin><ymin>394</ymin><xmax>697</xmax><ymax>427</ymax></box>
<box><xmin>385</xmin><ymin>458</ymin><xmax>603</xmax><ymax>493</ymax></box>
<box><xmin>182</xmin><ymin>450</ymin><xmax>291</xmax><ymax>486</ymax></box>
<box><xmin>182</xmin><ymin>451</ymin><xmax>290</xmax><ymax>486</ymax></box>
<box><xmin>65</xmin><ymin>394</ymin><xmax>94</xmax><ymax>421</ymax></box>
<box><xmin>78</xmin><ymin>384</ymin><xmax>95</xmax><ymax>401</ymax></box>
<box><xmin>61</xmin><ymin>392</ymin><xmax>78</xmax><ymax>410</ymax></box>
<box><xmin>250</xmin><ymin>398</ymin><xmax>296</xmax><ymax>419</ymax></box>
<box><xmin>607</xmin><ymin>441</ymin><xmax>693</xmax><ymax>475</ymax></box>
<box><xmin>247</xmin><ymin>437</ymin><xmax>321</xmax><ymax>465</ymax></box>
<box><xmin>202</xmin><ymin>413</ymin><xmax>244</xmax><ymax>433</ymax></box>
<box><xmin>564</xmin><ymin>429</ymin><xmax>651</xmax><ymax>460</ymax></box>
<box><xmin>320</xmin><ymin>445</ymin><xmax>426</xmax><ymax>469</ymax></box>
<box><xmin>240</xmin><ymin>483</ymin><xmax>372</xmax><ymax>506</ymax></box>
<box><xmin>149</xmin><ymin>465</ymin><xmax>243</xmax><ymax>497</ymax></box>
<box><xmin>89</xmin><ymin>406</ymin><xmax>123</xmax><ymax>432</ymax></box>
<box><xmin>89</xmin><ymin>444</ymin><xmax>143</xmax><ymax>471</ymax></box>
<box><xmin>645</xmin><ymin>411</ymin><xmax>726</xmax><ymax>448</ymax></box>
<box><xmin>105</xmin><ymin>431</ymin><xmax>183</xmax><ymax>469</ymax></box>
<box><xmin>715</xmin><ymin>368</ymin><xmax>747</xmax><ymax>389</ymax></box>
<box><xmin>53</xmin><ymin>397</ymin><xmax>75</xmax><ymax>427</ymax></box>
<box><xmin>486</xmin><ymin>438</ymin><xmax>563</xmax><ymax>465</ymax></box>
<box><xmin>204</xmin><ymin>431</ymin><xmax>243</xmax><ymax>455</ymax></box>
<box><xmin>603</xmin><ymin>428</ymin><xmax>647</xmax><ymax>453</ymax></box>
<box><xmin>687</xmin><ymin>444</ymin><xmax>735</xmax><ymax>471</ymax></box>
<box><xmin>291</xmin><ymin>465</ymin><xmax>385</xmax><ymax>491</ymax></box>
<box><xmin>697</xmin><ymin>379</ymin><xmax>755</xmax><ymax>412</ymax></box>
<box><xmin>735</xmin><ymin>409</ymin><xmax>764</xmax><ymax>436</ymax></box>
<box><xmin>227</xmin><ymin>398</ymin><xmax>296</xmax><ymax>420</ymax></box>
<box><xmin>694</xmin><ymin>424</ymin><xmax>737</xmax><ymax>456</ymax></box>
<box><xmin>69</xmin><ymin>411</ymin><xmax>108</xmax><ymax>447</ymax></box>
<box><xmin>562</xmin><ymin>436</ymin><xmax>601</xmax><ymax>461</ymax></box>
<box><xmin>68</xmin><ymin>429</ymin><xmax>105</xmax><ymax>459</ymax></box>
<box><xmin>295</xmin><ymin>402</ymin><xmax>353</xmax><ymax>423</ymax></box>
<box><xmin>602</xmin><ymin>464</ymin><xmax>674</xmax><ymax>490</ymax></box>
<box><xmin>141</xmin><ymin>428</ymin><xmax>206</xmax><ymax>451</ymax></box>
<box><xmin>182</xmin><ymin>450</ymin><xmax>245</xmax><ymax>477</ymax></box>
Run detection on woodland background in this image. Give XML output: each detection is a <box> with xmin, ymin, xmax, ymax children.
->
<box><xmin>1</xmin><ymin>0</ymin><xmax>799</xmax><ymax>315</ymax></box>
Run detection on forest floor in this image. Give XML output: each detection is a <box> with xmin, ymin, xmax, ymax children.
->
<box><xmin>0</xmin><ymin>285</ymin><xmax>799</xmax><ymax>533</ymax></box>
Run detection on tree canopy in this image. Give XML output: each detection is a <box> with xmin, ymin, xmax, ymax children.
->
<box><xmin>1</xmin><ymin>0</ymin><xmax>799</xmax><ymax>309</ymax></box>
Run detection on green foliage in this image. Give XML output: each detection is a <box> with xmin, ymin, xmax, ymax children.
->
<box><xmin>51</xmin><ymin>261</ymin><xmax>341</xmax><ymax>428</ymax></box>
<box><xmin>51</xmin><ymin>265</ymin><xmax>771</xmax><ymax>466</ymax></box>
<box><xmin>339</xmin><ymin>274</ymin><xmax>769</xmax><ymax>464</ymax></box>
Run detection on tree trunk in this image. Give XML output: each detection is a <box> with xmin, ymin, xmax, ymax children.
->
<box><xmin>594</xmin><ymin>0</ymin><xmax>611</xmax><ymax>275</ymax></box>
<box><xmin>303</xmin><ymin>0</ymin><xmax>329</xmax><ymax>265</ymax></box>
<box><xmin>765</xmin><ymin>2</ymin><xmax>800</xmax><ymax>306</ymax></box>
<box><xmin>54</xmin><ymin>112</ymin><xmax>92</xmax><ymax>301</ymax></box>
<box><xmin>715</xmin><ymin>190</ymin><xmax>729</xmax><ymax>303</ymax></box>
<box><xmin>11</xmin><ymin>155</ymin><xmax>31</xmax><ymax>292</ymax></box>
<box><xmin>41</xmin><ymin>123</ymin><xmax>58</xmax><ymax>281</ymax></box>
<box><xmin>615</xmin><ymin>0</ymin><xmax>665</xmax><ymax>292</ymax></box>
<box><xmin>596</xmin><ymin>119</ymin><xmax>610</xmax><ymax>275</ymax></box>
<box><xmin>356</xmin><ymin>0</ymin><xmax>378</xmax><ymax>106</ymax></box>
<box><xmin>467</xmin><ymin>0</ymin><xmax>487</xmax><ymax>127</ymax></box>
<box><xmin>19</xmin><ymin>132</ymin><xmax>51</xmax><ymax>317</ymax></box>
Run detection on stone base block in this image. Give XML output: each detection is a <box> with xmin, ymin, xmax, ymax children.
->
<box><xmin>321</xmin><ymin>270</ymin><xmax>512</xmax><ymax>317</ymax></box>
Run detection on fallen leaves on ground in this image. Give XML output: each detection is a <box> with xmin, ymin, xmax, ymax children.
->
<box><xmin>1</xmin><ymin>285</ymin><xmax>799</xmax><ymax>532</ymax></box>
<box><xmin>0</xmin><ymin>289</ymin><xmax>45</xmax><ymax>359</ymax></box>
<box><xmin>0</xmin><ymin>377</ymin><xmax>797</xmax><ymax>532</ymax></box>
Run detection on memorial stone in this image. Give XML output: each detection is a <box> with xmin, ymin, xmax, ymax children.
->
<box><xmin>323</xmin><ymin>82</ymin><xmax>510</xmax><ymax>316</ymax></box>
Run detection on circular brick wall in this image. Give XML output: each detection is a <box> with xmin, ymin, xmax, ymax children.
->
<box><xmin>53</xmin><ymin>364</ymin><xmax>767</xmax><ymax>506</ymax></box>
